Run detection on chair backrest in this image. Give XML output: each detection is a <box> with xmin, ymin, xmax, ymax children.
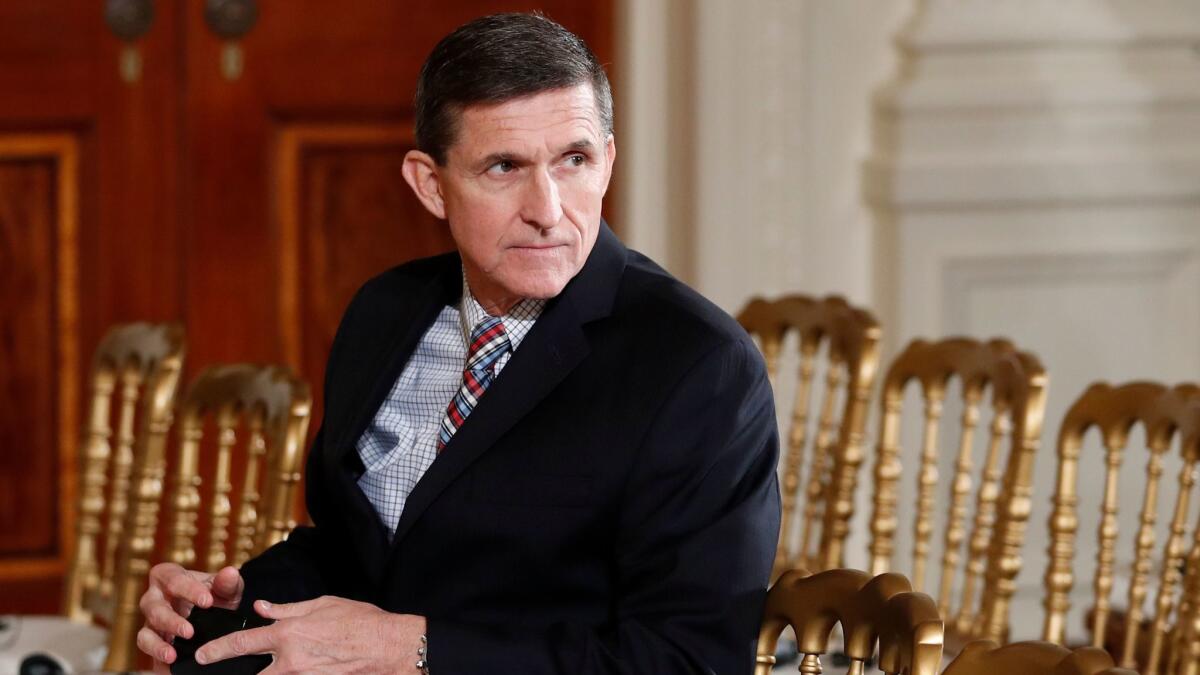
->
<box><xmin>163</xmin><ymin>364</ymin><xmax>313</xmax><ymax>570</ymax></box>
<box><xmin>64</xmin><ymin>322</ymin><xmax>185</xmax><ymax>623</ymax></box>
<box><xmin>1171</xmin><ymin>556</ymin><xmax>1200</xmax><ymax>675</ymax></box>
<box><xmin>866</xmin><ymin>337</ymin><xmax>1048</xmax><ymax>645</ymax></box>
<box><xmin>738</xmin><ymin>295</ymin><xmax>882</xmax><ymax>573</ymax></box>
<box><xmin>877</xmin><ymin>590</ymin><xmax>946</xmax><ymax>675</ymax></box>
<box><xmin>103</xmin><ymin>363</ymin><xmax>311</xmax><ymax>670</ymax></box>
<box><xmin>1042</xmin><ymin>381</ymin><xmax>1200</xmax><ymax>674</ymax></box>
<box><xmin>943</xmin><ymin>640</ymin><xmax>1138</xmax><ymax>675</ymax></box>
<box><xmin>755</xmin><ymin>567</ymin><xmax>944</xmax><ymax>675</ymax></box>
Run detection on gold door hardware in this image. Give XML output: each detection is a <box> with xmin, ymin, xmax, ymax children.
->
<box><xmin>204</xmin><ymin>0</ymin><xmax>259</xmax><ymax>81</ymax></box>
<box><xmin>104</xmin><ymin>0</ymin><xmax>155</xmax><ymax>84</ymax></box>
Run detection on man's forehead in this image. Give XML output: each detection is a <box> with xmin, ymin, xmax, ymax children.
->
<box><xmin>455</xmin><ymin>86</ymin><xmax>603</xmax><ymax>147</ymax></box>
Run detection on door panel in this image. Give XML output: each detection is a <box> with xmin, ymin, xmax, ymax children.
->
<box><xmin>274</xmin><ymin>123</ymin><xmax>453</xmax><ymax>420</ymax></box>
<box><xmin>0</xmin><ymin>134</ymin><xmax>82</xmax><ymax>610</ymax></box>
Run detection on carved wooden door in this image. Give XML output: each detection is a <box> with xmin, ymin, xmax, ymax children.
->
<box><xmin>0</xmin><ymin>0</ymin><xmax>612</xmax><ymax>612</ymax></box>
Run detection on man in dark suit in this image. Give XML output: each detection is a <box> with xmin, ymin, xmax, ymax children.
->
<box><xmin>138</xmin><ymin>13</ymin><xmax>779</xmax><ymax>674</ymax></box>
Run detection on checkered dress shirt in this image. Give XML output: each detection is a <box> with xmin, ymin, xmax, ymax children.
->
<box><xmin>356</xmin><ymin>276</ymin><xmax>545</xmax><ymax>538</ymax></box>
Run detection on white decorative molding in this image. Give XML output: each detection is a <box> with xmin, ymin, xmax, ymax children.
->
<box><xmin>869</xmin><ymin>0</ymin><xmax>1200</xmax><ymax>336</ymax></box>
<box><xmin>899</xmin><ymin>0</ymin><xmax>1200</xmax><ymax>48</ymax></box>
<box><xmin>866</xmin><ymin>155</ymin><xmax>1200</xmax><ymax>208</ymax></box>
<box><xmin>868</xmin><ymin>0</ymin><xmax>1200</xmax><ymax>213</ymax></box>
<box><xmin>941</xmin><ymin>248</ymin><xmax>1199</xmax><ymax>337</ymax></box>
<box><xmin>891</xmin><ymin>212</ymin><xmax>1200</xmax><ymax>350</ymax></box>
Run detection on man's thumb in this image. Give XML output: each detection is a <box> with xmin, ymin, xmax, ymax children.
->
<box><xmin>211</xmin><ymin>566</ymin><xmax>243</xmax><ymax>600</ymax></box>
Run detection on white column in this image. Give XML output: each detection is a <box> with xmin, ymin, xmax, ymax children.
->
<box><xmin>614</xmin><ymin>0</ymin><xmax>695</xmax><ymax>279</ymax></box>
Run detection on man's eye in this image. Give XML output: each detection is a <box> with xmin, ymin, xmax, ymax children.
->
<box><xmin>567</xmin><ymin>154</ymin><xmax>586</xmax><ymax>166</ymax></box>
<box><xmin>489</xmin><ymin>160</ymin><xmax>516</xmax><ymax>174</ymax></box>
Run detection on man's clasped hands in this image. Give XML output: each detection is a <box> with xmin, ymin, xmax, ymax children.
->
<box><xmin>137</xmin><ymin>563</ymin><xmax>427</xmax><ymax>673</ymax></box>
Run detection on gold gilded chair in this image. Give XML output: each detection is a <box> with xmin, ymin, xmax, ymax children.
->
<box><xmin>866</xmin><ymin>337</ymin><xmax>1048</xmax><ymax>648</ymax></box>
<box><xmin>103</xmin><ymin>363</ymin><xmax>312</xmax><ymax>668</ymax></box>
<box><xmin>943</xmin><ymin>640</ymin><xmax>1138</xmax><ymax>675</ymax></box>
<box><xmin>755</xmin><ymin>568</ymin><xmax>944</xmax><ymax>675</ymax></box>
<box><xmin>70</xmin><ymin>323</ymin><xmax>186</xmax><ymax>621</ymax></box>
<box><xmin>0</xmin><ymin>323</ymin><xmax>185</xmax><ymax>673</ymax></box>
<box><xmin>1042</xmin><ymin>381</ymin><xmax>1200</xmax><ymax>674</ymax></box>
<box><xmin>737</xmin><ymin>295</ymin><xmax>882</xmax><ymax>574</ymax></box>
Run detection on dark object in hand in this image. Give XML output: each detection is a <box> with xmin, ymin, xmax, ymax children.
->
<box><xmin>19</xmin><ymin>653</ymin><xmax>64</xmax><ymax>675</ymax></box>
<box><xmin>171</xmin><ymin>606</ymin><xmax>273</xmax><ymax>675</ymax></box>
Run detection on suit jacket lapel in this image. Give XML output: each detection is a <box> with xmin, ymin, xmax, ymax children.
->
<box><xmin>332</xmin><ymin>262</ymin><xmax>461</xmax><ymax>455</ymax></box>
<box><xmin>325</xmin><ymin>258</ymin><xmax>461</xmax><ymax>589</ymax></box>
<box><xmin>386</xmin><ymin>224</ymin><xmax>627</xmax><ymax>554</ymax></box>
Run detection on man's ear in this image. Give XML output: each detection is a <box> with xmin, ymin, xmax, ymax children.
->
<box><xmin>401</xmin><ymin>149</ymin><xmax>446</xmax><ymax>219</ymax></box>
<box><xmin>601</xmin><ymin>133</ymin><xmax>616</xmax><ymax>195</ymax></box>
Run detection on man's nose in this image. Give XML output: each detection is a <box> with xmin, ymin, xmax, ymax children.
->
<box><xmin>521</xmin><ymin>168</ymin><xmax>563</xmax><ymax>229</ymax></box>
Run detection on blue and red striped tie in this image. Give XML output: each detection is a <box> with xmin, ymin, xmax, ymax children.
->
<box><xmin>437</xmin><ymin>316</ymin><xmax>511</xmax><ymax>452</ymax></box>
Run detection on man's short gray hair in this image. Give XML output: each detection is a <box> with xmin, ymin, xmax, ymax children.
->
<box><xmin>414</xmin><ymin>13</ymin><xmax>614</xmax><ymax>166</ymax></box>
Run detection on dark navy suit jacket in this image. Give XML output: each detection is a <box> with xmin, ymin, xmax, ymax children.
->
<box><xmin>240</xmin><ymin>223</ymin><xmax>781</xmax><ymax>673</ymax></box>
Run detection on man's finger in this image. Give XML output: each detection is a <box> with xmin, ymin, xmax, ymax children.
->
<box><xmin>148</xmin><ymin>562</ymin><xmax>185</xmax><ymax>584</ymax></box>
<box><xmin>139</xmin><ymin>586</ymin><xmax>165</xmax><ymax>616</ymax></box>
<box><xmin>253</xmin><ymin>597</ymin><xmax>319</xmax><ymax>620</ymax></box>
<box><xmin>140</xmin><ymin>589</ymin><xmax>190</xmax><ymax>636</ymax></box>
<box><xmin>152</xmin><ymin>563</ymin><xmax>209</xmax><ymax>605</ymax></box>
<box><xmin>209</xmin><ymin>566</ymin><xmax>244</xmax><ymax>604</ymax></box>
<box><xmin>195</xmin><ymin>624</ymin><xmax>277</xmax><ymax>664</ymax></box>
<box><xmin>170</xmin><ymin>594</ymin><xmax>194</xmax><ymax>618</ymax></box>
<box><xmin>143</xmin><ymin>598</ymin><xmax>194</xmax><ymax>639</ymax></box>
<box><xmin>136</xmin><ymin>625</ymin><xmax>176</xmax><ymax>665</ymax></box>
<box><xmin>166</xmin><ymin>570</ymin><xmax>214</xmax><ymax>608</ymax></box>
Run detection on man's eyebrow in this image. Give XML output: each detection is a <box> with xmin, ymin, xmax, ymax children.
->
<box><xmin>477</xmin><ymin>151</ymin><xmax>527</xmax><ymax>169</ymax></box>
<box><xmin>563</xmin><ymin>139</ymin><xmax>596</xmax><ymax>153</ymax></box>
<box><xmin>475</xmin><ymin>140</ymin><xmax>596</xmax><ymax>169</ymax></box>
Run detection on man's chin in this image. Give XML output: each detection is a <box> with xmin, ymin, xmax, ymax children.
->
<box><xmin>516</xmin><ymin>283</ymin><xmax>569</xmax><ymax>301</ymax></box>
<box><xmin>502</xmin><ymin>274</ymin><xmax>572</xmax><ymax>301</ymax></box>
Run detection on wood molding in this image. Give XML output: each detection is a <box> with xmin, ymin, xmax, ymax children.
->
<box><xmin>272</xmin><ymin>123</ymin><xmax>414</xmax><ymax>371</ymax></box>
<box><xmin>0</xmin><ymin>132</ymin><xmax>80</xmax><ymax>582</ymax></box>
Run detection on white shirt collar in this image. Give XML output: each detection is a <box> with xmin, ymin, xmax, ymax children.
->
<box><xmin>458</xmin><ymin>270</ymin><xmax>545</xmax><ymax>351</ymax></box>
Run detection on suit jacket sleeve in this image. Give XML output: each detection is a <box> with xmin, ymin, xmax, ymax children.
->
<box><xmin>427</xmin><ymin>337</ymin><xmax>782</xmax><ymax>674</ymax></box>
<box><xmin>235</xmin><ymin>426</ymin><xmax>337</xmax><ymax>608</ymax></box>
<box><xmin>236</xmin><ymin>279</ymin><xmax>370</xmax><ymax>609</ymax></box>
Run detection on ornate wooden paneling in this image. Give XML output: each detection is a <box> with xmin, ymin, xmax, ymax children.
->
<box><xmin>0</xmin><ymin>0</ymin><xmax>182</xmax><ymax>612</ymax></box>
<box><xmin>0</xmin><ymin>133</ymin><xmax>80</xmax><ymax>592</ymax></box>
<box><xmin>275</xmin><ymin>124</ymin><xmax>455</xmax><ymax>460</ymax></box>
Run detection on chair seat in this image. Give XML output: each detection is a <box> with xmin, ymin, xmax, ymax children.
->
<box><xmin>0</xmin><ymin>615</ymin><xmax>108</xmax><ymax>674</ymax></box>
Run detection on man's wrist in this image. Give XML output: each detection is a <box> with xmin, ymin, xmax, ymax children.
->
<box><xmin>416</xmin><ymin>633</ymin><xmax>430</xmax><ymax>674</ymax></box>
<box><xmin>382</xmin><ymin>612</ymin><xmax>428</xmax><ymax>673</ymax></box>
